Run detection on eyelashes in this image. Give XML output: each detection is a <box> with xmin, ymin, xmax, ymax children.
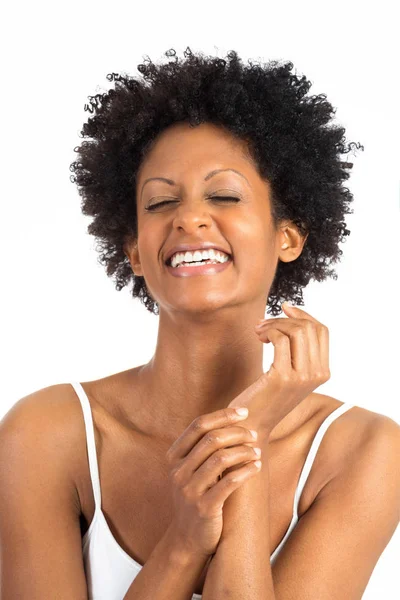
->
<box><xmin>145</xmin><ymin>196</ymin><xmax>240</xmax><ymax>211</ymax></box>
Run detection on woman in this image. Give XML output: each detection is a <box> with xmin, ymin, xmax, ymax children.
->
<box><xmin>1</xmin><ymin>47</ymin><xmax>399</xmax><ymax>599</ymax></box>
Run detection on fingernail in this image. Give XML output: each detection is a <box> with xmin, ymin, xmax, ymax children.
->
<box><xmin>250</xmin><ymin>429</ymin><xmax>258</xmax><ymax>439</ymax></box>
<box><xmin>235</xmin><ymin>407</ymin><xmax>248</xmax><ymax>417</ymax></box>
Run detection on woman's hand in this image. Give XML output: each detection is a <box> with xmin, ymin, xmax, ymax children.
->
<box><xmin>228</xmin><ymin>302</ymin><xmax>331</xmax><ymax>438</ymax></box>
<box><xmin>165</xmin><ymin>407</ymin><xmax>262</xmax><ymax>560</ymax></box>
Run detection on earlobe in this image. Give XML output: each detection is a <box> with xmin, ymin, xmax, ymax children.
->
<box><xmin>278</xmin><ymin>224</ymin><xmax>308</xmax><ymax>263</ymax></box>
<box><xmin>123</xmin><ymin>240</ymin><xmax>143</xmax><ymax>275</ymax></box>
<box><xmin>131</xmin><ymin>246</ymin><xmax>144</xmax><ymax>277</ymax></box>
<box><xmin>279</xmin><ymin>227</ymin><xmax>291</xmax><ymax>255</ymax></box>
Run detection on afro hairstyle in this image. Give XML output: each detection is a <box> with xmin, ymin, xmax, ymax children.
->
<box><xmin>69</xmin><ymin>47</ymin><xmax>364</xmax><ymax>317</ymax></box>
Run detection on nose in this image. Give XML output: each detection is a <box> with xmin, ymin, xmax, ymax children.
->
<box><xmin>172</xmin><ymin>205</ymin><xmax>213</xmax><ymax>232</ymax></box>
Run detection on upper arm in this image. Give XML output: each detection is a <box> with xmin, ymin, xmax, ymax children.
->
<box><xmin>0</xmin><ymin>386</ymin><xmax>88</xmax><ymax>599</ymax></box>
<box><xmin>271</xmin><ymin>415</ymin><xmax>400</xmax><ymax>600</ymax></box>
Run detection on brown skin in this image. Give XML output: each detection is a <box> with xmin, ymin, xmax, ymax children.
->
<box><xmin>2</xmin><ymin>124</ymin><xmax>398</xmax><ymax>598</ymax></box>
<box><xmin>201</xmin><ymin>303</ymin><xmax>331</xmax><ymax>598</ymax></box>
<box><xmin>75</xmin><ymin>374</ymin><xmax>350</xmax><ymax>584</ymax></box>
<box><xmin>123</xmin><ymin>121</ymin><xmax>309</xmax><ymax>445</ymax></box>
<box><xmin>74</xmin><ymin>121</ymin><xmax>399</xmax><ymax>598</ymax></box>
<box><xmin>152</xmin><ymin>300</ymin><xmax>331</xmax><ymax>567</ymax></box>
<box><xmin>119</xmin><ymin>121</ymin><xmax>328</xmax><ymax>595</ymax></box>
<box><xmin>227</xmin><ymin>302</ymin><xmax>331</xmax><ymax>436</ymax></box>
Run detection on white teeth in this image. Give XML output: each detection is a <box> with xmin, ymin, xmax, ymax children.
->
<box><xmin>193</xmin><ymin>250</ymin><xmax>203</xmax><ymax>262</ymax></box>
<box><xmin>170</xmin><ymin>248</ymin><xmax>230</xmax><ymax>268</ymax></box>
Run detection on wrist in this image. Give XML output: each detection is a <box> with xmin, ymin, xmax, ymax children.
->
<box><xmin>163</xmin><ymin>523</ymin><xmax>211</xmax><ymax>568</ymax></box>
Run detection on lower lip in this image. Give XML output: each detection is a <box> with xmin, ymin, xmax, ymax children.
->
<box><xmin>165</xmin><ymin>258</ymin><xmax>233</xmax><ymax>277</ymax></box>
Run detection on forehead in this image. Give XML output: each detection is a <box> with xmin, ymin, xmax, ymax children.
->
<box><xmin>137</xmin><ymin>122</ymin><xmax>254</xmax><ymax>176</ymax></box>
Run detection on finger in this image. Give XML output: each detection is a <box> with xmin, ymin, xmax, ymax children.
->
<box><xmin>282</xmin><ymin>302</ymin><xmax>323</xmax><ymax>326</ymax></box>
<box><xmin>166</xmin><ymin>408</ymin><xmax>249</xmax><ymax>461</ymax></box>
<box><xmin>258</xmin><ymin>320</ymin><xmax>310</xmax><ymax>373</ymax></box>
<box><xmin>283</xmin><ymin>307</ymin><xmax>329</xmax><ymax>372</ymax></box>
<box><xmin>202</xmin><ymin>460</ymin><xmax>262</xmax><ymax>512</ymax></box>
<box><xmin>277</xmin><ymin>320</ymin><xmax>323</xmax><ymax>373</ymax></box>
<box><xmin>192</xmin><ymin>444</ymin><xmax>261</xmax><ymax>494</ymax></box>
<box><xmin>177</xmin><ymin>426</ymin><xmax>257</xmax><ymax>480</ymax></box>
<box><xmin>317</xmin><ymin>324</ymin><xmax>330</xmax><ymax>374</ymax></box>
<box><xmin>304</xmin><ymin>322</ymin><xmax>322</xmax><ymax>374</ymax></box>
<box><xmin>264</xmin><ymin>328</ymin><xmax>293</xmax><ymax>373</ymax></box>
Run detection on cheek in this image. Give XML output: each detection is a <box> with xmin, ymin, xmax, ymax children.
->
<box><xmin>137</xmin><ymin>222</ymin><xmax>164</xmax><ymax>263</ymax></box>
<box><xmin>230</xmin><ymin>218</ymin><xmax>272</xmax><ymax>260</ymax></box>
<box><xmin>230</xmin><ymin>220</ymin><xmax>277</xmax><ymax>284</ymax></box>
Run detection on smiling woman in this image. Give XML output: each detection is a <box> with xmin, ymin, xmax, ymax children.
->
<box><xmin>2</xmin><ymin>46</ymin><xmax>398</xmax><ymax>600</ymax></box>
<box><xmin>69</xmin><ymin>46</ymin><xmax>363</xmax><ymax>317</ymax></box>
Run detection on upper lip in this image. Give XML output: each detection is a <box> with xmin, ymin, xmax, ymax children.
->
<box><xmin>164</xmin><ymin>242</ymin><xmax>232</xmax><ymax>265</ymax></box>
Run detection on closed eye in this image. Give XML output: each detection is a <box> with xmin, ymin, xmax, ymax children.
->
<box><xmin>145</xmin><ymin>197</ymin><xmax>240</xmax><ymax>211</ymax></box>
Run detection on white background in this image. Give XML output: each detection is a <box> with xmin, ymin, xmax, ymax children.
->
<box><xmin>1</xmin><ymin>1</ymin><xmax>399</xmax><ymax>597</ymax></box>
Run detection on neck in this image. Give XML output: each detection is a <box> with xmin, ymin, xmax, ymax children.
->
<box><xmin>133</xmin><ymin>308</ymin><xmax>266</xmax><ymax>444</ymax></box>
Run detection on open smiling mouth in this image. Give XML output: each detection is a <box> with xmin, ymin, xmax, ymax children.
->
<box><xmin>165</xmin><ymin>254</ymin><xmax>233</xmax><ymax>277</ymax></box>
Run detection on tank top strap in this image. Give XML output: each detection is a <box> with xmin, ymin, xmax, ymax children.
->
<box><xmin>292</xmin><ymin>402</ymin><xmax>354</xmax><ymax>518</ymax></box>
<box><xmin>70</xmin><ymin>381</ymin><xmax>102</xmax><ymax>512</ymax></box>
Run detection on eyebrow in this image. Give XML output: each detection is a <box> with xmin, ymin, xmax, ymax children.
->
<box><xmin>140</xmin><ymin>168</ymin><xmax>251</xmax><ymax>198</ymax></box>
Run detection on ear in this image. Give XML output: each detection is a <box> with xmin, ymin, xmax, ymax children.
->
<box><xmin>278</xmin><ymin>222</ymin><xmax>309</xmax><ymax>263</ymax></box>
<box><xmin>123</xmin><ymin>239</ymin><xmax>143</xmax><ymax>276</ymax></box>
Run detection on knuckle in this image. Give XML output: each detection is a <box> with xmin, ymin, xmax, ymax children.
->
<box><xmin>171</xmin><ymin>467</ymin><xmax>183</xmax><ymax>485</ymax></box>
<box><xmin>298</xmin><ymin>373</ymin><xmax>310</xmax><ymax>384</ymax></box>
<box><xmin>317</xmin><ymin>369</ymin><xmax>328</xmax><ymax>381</ymax></box>
<box><xmin>280</xmin><ymin>372</ymin><xmax>292</xmax><ymax>384</ymax></box>
<box><xmin>270</xmin><ymin>330</ymin><xmax>280</xmax><ymax>339</ymax></box>
<box><xmin>224</xmin><ymin>408</ymin><xmax>236</xmax><ymax>421</ymax></box>
<box><xmin>295</xmin><ymin>326</ymin><xmax>308</xmax><ymax>339</ymax></box>
<box><xmin>181</xmin><ymin>484</ymin><xmax>192</xmax><ymax>499</ymax></box>
<box><xmin>211</xmin><ymin>429</ymin><xmax>224</xmax><ymax>443</ymax></box>
<box><xmin>204</xmin><ymin>431</ymin><xmax>218</xmax><ymax>446</ymax></box>
<box><xmin>315</xmin><ymin>369</ymin><xmax>331</xmax><ymax>382</ymax></box>
<box><xmin>192</xmin><ymin>416</ymin><xmax>208</xmax><ymax>432</ymax></box>
<box><xmin>195</xmin><ymin>498</ymin><xmax>208</xmax><ymax>519</ymax></box>
<box><xmin>225</xmin><ymin>472</ymin><xmax>239</xmax><ymax>485</ymax></box>
<box><xmin>211</xmin><ymin>450</ymin><xmax>227</xmax><ymax>466</ymax></box>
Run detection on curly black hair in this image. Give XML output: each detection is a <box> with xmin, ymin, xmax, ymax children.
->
<box><xmin>69</xmin><ymin>47</ymin><xmax>364</xmax><ymax>317</ymax></box>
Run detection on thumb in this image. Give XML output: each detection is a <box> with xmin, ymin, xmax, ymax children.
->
<box><xmin>282</xmin><ymin>301</ymin><xmax>297</xmax><ymax>313</ymax></box>
<box><xmin>228</xmin><ymin>371</ymin><xmax>270</xmax><ymax>410</ymax></box>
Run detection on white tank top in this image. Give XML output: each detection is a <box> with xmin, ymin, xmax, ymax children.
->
<box><xmin>71</xmin><ymin>381</ymin><xmax>354</xmax><ymax>599</ymax></box>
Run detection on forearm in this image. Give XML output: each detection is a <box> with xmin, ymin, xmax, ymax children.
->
<box><xmin>202</xmin><ymin>438</ymin><xmax>275</xmax><ymax>600</ymax></box>
<box><xmin>123</xmin><ymin>523</ymin><xmax>210</xmax><ymax>599</ymax></box>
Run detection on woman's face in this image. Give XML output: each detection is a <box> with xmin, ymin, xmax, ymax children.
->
<box><xmin>126</xmin><ymin>121</ymin><xmax>295</xmax><ymax>317</ymax></box>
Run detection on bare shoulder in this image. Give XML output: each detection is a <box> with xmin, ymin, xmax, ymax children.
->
<box><xmin>314</xmin><ymin>391</ymin><xmax>400</xmax><ymax>443</ymax></box>
<box><xmin>0</xmin><ymin>384</ymin><xmax>91</xmax><ymax>596</ymax></box>
<box><xmin>311</xmin><ymin>392</ymin><xmax>400</xmax><ymax>497</ymax></box>
<box><xmin>1</xmin><ymin>382</ymin><xmax>85</xmax><ymax>438</ymax></box>
<box><xmin>311</xmin><ymin>389</ymin><xmax>397</xmax><ymax>427</ymax></box>
<box><xmin>271</xmin><ymin>395</ymin><xmax>400</xmax><ymax>598</ymax></box>
<box><xmin>0</xmin><ymin>383</ymin><xmax>88</xmax><ymax>503</ymax></box>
